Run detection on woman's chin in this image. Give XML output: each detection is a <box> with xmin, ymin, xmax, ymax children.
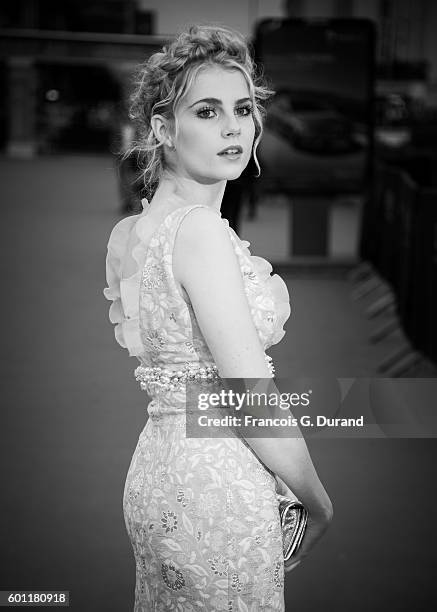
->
<box><xmin>222</xmin><ymin>167</ymin><xmax>246</xmax><ymax>181</ymax></box>
<box><xmin>193</xmin><ymin>166</ymin><xmax>246</xmax><ymax>183</ymax></box>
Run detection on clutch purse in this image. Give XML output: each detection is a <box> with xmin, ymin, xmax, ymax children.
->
<box><xmin>277</xmin><ymin>494</ymin><xmax>308</xmax><ymax>562</ymax></box>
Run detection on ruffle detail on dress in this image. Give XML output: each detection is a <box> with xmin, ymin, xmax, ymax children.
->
<box><xmin>103</xmin><ymin>199</ymin><xmax>150</xmax><ymax>357</ymax></box>
<box><xmin>265</xmin><ymin>273</ymin><xmax>291</xmax><ymax>344</ymax></box>
<box><xmin>224</xmin><ymin>222</ymin><xmax>291</xmax><ymax>348</ymax></box>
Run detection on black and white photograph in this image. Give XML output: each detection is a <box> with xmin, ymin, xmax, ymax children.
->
<box><xmin>1</xmin><ymin>1</ymin><xmax>437</xmax><ymax>610</ymax></box>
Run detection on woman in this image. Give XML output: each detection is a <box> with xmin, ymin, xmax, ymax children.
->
<box><xmin>104</xmin><ymin>24</ymin><xmax>332</xmax><ymax>611</ymax></box>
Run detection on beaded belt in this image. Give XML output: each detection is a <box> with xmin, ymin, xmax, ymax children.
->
<box><xmin>134</xmin><ymin>363</ymin><xmax>220</xmax><ymax>394</ymax></box>
<box><xmin>134</xmin><ymin>355</ymin><xmax>275</xmax><ymax>394</ymax></box>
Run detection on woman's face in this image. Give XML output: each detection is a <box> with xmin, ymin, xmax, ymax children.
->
<box><xmin>170</xmin><ymin>65</ymin><xmax>256</xmax><ymax>183</ymax></box>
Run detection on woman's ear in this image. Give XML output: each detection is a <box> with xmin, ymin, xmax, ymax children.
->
<box><xmin>151</xmin><ymin>114</ymin><xmax>174</xmax><ymax>148</ymax></box>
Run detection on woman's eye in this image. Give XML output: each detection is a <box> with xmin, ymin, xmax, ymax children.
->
<box><xmin>236</xmin><ymin>105</ymin><xmax>253</xmax><ymax>117</ymax></box>
<box><xmin>196</xmin><ymin>105</ymin><xmax>253</xmax><ymax>119</ymax></box>
<box><xmin>197</xmin><ymin>107</ymin><xmax>216</xmax><ymax>119</ymax></box>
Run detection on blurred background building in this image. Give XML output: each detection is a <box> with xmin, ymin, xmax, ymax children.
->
<box><xmin>1</xmin><ymin>0</ymin><xmax>437</xmax><ymax>242</ymax></box>
<box><xmin>2</xmin><ymin>1</ymin><xmax>437</xmax><ymax>159</ymax></box>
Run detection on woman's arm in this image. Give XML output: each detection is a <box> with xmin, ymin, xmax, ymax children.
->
<box><xmin>173</xmin><ymin>207</ymin><xmax>333</xmax><ymax>526</ymax></box>
<box><xmin>174</xmin><ymin>207</ymin><xmax>273</xmax><ymax>379</ymax></box>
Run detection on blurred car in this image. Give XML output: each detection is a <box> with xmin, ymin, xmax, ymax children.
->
<box><xmin>266</xmin><ymin>90</ymin><xmax>364</xmax><ymax>155</ymax></box>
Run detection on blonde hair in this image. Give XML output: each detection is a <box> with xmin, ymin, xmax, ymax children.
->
<box><xmin>124</xmin><ymin>24</ymin><xmax>274</xmax><ymax>198</ymax></box>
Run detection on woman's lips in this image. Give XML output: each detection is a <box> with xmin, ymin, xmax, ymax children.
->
<box><xmin>217</xmin><ymin>146</ymin><xmax>243</xmax><ymax>159</ymax></box>
<box><xmin>217</xmin><ymin>145</ymin><xmax>243</xmax><ymax>156</ymax></box>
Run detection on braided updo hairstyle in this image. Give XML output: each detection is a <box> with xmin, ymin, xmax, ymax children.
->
<box><xmin>126</xmin><ymin>24</ymin><xmax>274</xmax><ymax>198</ymax></box>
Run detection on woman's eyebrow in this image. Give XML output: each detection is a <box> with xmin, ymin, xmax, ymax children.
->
<box><xmin>188</xmin><ymin>97</ymin><xmax>252</xmax><ymax>108</ymax></box>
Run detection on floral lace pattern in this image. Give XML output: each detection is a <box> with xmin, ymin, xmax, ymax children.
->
<box><xmin>103</xmin><ymin>201</ymin><xmax>291</xmax><ymax>610</ymax></box>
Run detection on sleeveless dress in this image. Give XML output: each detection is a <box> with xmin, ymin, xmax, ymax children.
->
<box><xmin>103</xmin><ymin>197</ymin><xmax>291</xmax><ymax>611</ymax></box>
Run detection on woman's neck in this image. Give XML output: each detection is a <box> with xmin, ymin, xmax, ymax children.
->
<box><xmin>150</xmin><ymin>172</ymin><xmax>226</xmax><ymax>214</ymax></box>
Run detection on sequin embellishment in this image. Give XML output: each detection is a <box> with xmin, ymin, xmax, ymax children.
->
<box><xmin>142</xmin><ymin>262</ymin><xmax>166</xmax><ymax>290</ymax></box>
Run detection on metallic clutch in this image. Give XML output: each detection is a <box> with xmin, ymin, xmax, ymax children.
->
<box><xmin>277</xmin><ymin>494</ymin><xmax>308</xmax><ymax>562</ymax></box>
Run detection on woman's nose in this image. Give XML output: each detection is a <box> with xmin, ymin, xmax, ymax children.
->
<box><xmin>222</xmin><ymin>114</ymin><xmax>241</xmax><ymax>137</ymax></box>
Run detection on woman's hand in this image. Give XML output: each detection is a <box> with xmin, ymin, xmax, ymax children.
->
<box><xmin>275</xmin><ymin>475</ymin><xmax>333</xmax><ymax>573</ymax></box>
<box><xmin>283</xmin><ymin>512</ymin><xmax>332</xmax><ymax>573</ymax></box>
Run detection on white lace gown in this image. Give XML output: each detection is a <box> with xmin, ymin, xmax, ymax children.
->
<box><xmin>103</xmin><ymin>198</ymin><xmax>291</xmax><ymax>611</ymax></box>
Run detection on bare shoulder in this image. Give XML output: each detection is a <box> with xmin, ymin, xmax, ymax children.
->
<box><xmin>173</xmin><ymin>206</ymin><xmax>235</xmax><ymax>282</ymax></box>
<box><xmin>176</xmin><ymin>206</ymin><xmax>229</xmax><ymax>247</ymax></box>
